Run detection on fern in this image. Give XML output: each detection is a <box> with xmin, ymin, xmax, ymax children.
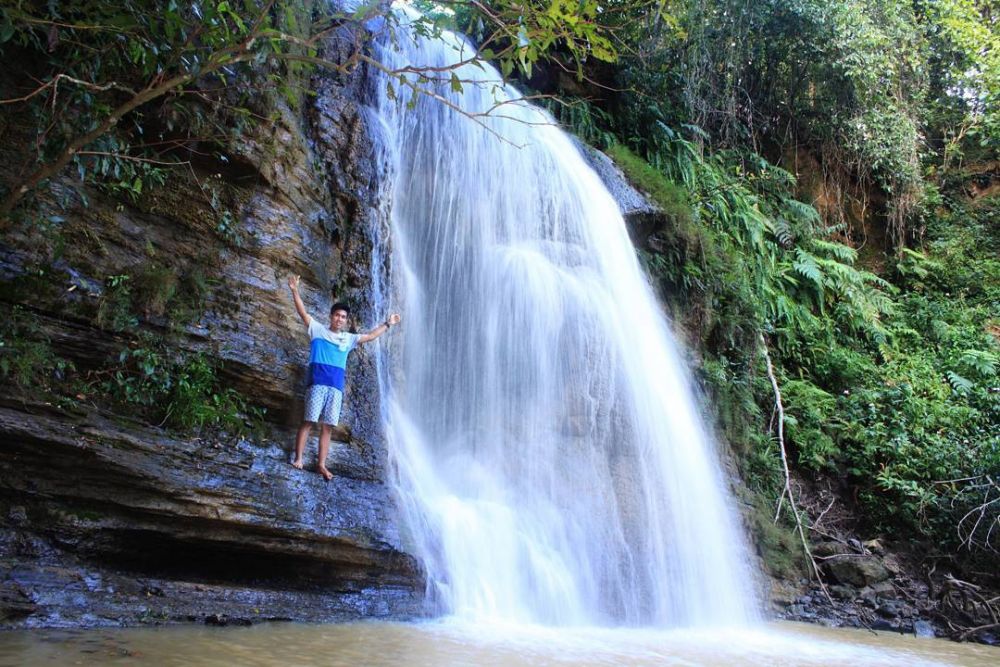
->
<box><xmin>945</xmin><ymin>370</ymin><xmax>974</xmax><ymax>395</ymax></box>
<box><xmin>773</xmin><ymin>216</ymin><xmax>794</xmax><ymax>248</ymax></box>
<box><xmin>793</xmin><ymin>247</ymin><xmax>824</xmax><ymax>287</ymax></box>
<box><xmin>959</xmin><ymin>349</ymin><xmax>998</xmax><ymax>379</ymax></box>
<box><xmin>811</xmin><ymin>238</ymin><xmax>858</xmax><ymax>264</ymax></box>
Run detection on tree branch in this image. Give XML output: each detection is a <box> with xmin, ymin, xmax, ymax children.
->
<box><xmin>0</xmin><ymin>73</ymin><xmax>136</xmax><ymax>105</ymax></box>
<box><xmin>760</xmin><ymin>332</ymin><xmax>832</xmax><ymax>604</ymax></box>
<box><xmin>0</xmin><ymin>52</ymin><xmax>253</xmax><ymax>223</ymax></box>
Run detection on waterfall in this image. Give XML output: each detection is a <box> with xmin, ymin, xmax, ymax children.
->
<box><xmin>369</xmin><ymin>8</ymin><xmax>758</xmax><ymax>627</ymax></box>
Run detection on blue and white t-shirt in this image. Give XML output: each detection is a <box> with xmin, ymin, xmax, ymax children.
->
<box><xmin>307</xmin><ymin>318</ymin><xmax>359</xmax><ymax>390</ymax></box>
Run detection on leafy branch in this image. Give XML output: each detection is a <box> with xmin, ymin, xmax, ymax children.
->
<box><xmin>0</xmin><ymin>0</ymin><xmax>631</xmax><ymax>223</ymax></box>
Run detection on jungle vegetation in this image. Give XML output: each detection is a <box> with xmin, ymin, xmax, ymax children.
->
<box><xmin>0</xmin><ymin>0</ymin><xmax>997</xmax><ymax>576</ymax></box>
<box><xmin>539</xmin><ymin>0</ymin><xmax>999</xmax><ymax>570</ymax></box>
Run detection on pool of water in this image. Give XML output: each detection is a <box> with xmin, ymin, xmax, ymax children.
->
<box><xmin>1</xmin><ymin>620</ymin><xmax>996</xmax><ymax>666</ymax></box>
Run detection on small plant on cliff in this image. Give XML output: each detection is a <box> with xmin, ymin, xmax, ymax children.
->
<box><xmin>96</xmin><ymin>274</ymin><xmax>138</xmax><ymax>332</ymax></box>
<box><xmin>0</xmin><ymin>305</ymin><xmax>74</xmax><ymax>394</ymax></box>
<box><xmin>103</xmin><ymin>333</ymin><xmax>264</xmax><ymax>437</ymax></box>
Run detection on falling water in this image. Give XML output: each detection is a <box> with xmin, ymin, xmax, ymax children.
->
<box><xmin>370</xmin><ymin>8</ymin><xmax>758</xmax><ymax>627</ymax></box>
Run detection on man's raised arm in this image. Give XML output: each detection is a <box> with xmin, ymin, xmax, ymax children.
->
<box><xmin>287</xmin><ymin>275</ymin><xmax>311</xmax><ymax>327</ymax></box>
<box><xmin>357</xmin><ymin>313</ymin><xmax>401</xmax><ymax>344</ymax></box>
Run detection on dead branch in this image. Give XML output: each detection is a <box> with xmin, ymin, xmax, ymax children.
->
<box><xmin>944</xmin><ymin>575</ymin><xmax>999</xmax><ymax>624</ymax></box>
<box><xmin>760</xmin><ymin>333</ymin><xmax>832</xmax><ymax>604</ymax></box>
<box><xmin>958</xmin><ymin>622</ymin><xmax>1000</xmax><ymax>642</ymax></box>
<box><xmin>74</xmin><ymin>151</ymin><xmax>190</xmax><ymax>167</ymax></box>
<box><xmin>812</xmin><ymin>494</ymin><xmax>837</xmax><ymax>532</ymax></box>
<box><xmin>0</xmin><ymin>73</ymin><xmax>137</xmax><ymax>105</ymax></box>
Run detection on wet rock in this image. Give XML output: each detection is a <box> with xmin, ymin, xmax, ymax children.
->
<box><xmin>0</xmin><ymin>582</ymin><xmax>36</xmax><ymax>621</ymax></box>
<box><xmin>812</xmin><ymin>541</ymin><xmax>852</xmax><ymax>558</ymax></box>
<box><xmin>877</xmin><ymin>600</ymin><xmax>903</xmax><ymax>618</ymax></box>
<box><xmin>8</xmin><ymin>506</ymin><xmax>27</xmax><ymax>526</ymax></box>
<box><xmin>205</xmin><ymin>614</ymin><xmax>252</xmax><ymax>627</ymax></box>
<box><xmin>0</xmin><ymin>401</ymin><xmax>427</xmax><ymax>629</ymax></box>
<box><xmin>880</xmin><ymin>553</ymin><xmax>905</xmax><ymax>576</ymax></box>
<box><xmin>862</xmin><ymin>538</ymin><xmax>886</xmax><ymax>556</ymax></box>
<box><xmin>826</xmin><ymin>555</ymin><xmax>891</xmax><ymax>587</ymax></box>
<box><xmin>869</xmin><ymin>580</ymin><xmax>895</xmax><ymax>596</ymax></box>
<box><xmin>977</xmin><ymin>631</ymin><xmax>999</xmax><ymax>646</ymax></box>
<box><xmin>829</xmin><ymin>585</ymin><xmax>857</xmax><ymax>600</ymax></box>
<box><xmin>870</xmin><ymin>618</ymin><xmax>911</xmax><ymax>633</ymax></box>
<box><xmin>577</xmin><ymin>143</ymin><xmax>661</xmax><ymax>226</ymax></box>
<box><xmin>789</xmin><ymin>603</ymin><xmax>811</xmax><ymax>618</ymax></box>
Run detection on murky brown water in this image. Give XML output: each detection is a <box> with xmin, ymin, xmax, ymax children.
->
<box><xmin>0</xmin><ymin>620</ymin><xmax>996</xmax><ymax>666</ymax></box>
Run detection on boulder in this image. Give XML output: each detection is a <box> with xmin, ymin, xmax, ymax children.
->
<box><xmin>827</xmin><ymin>555</ymin><xmax>891</xmax><ymax>587</ymax></box>
<box><xmin>576</xmin><ymin>142</ymin><xmax>661</xmax><ymax>224</ymax></box>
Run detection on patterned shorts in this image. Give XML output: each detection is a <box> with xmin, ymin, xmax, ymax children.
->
<box><xmin>303</xmin><ymin>385</ymin><xmax>344</xmax><ymax>425</ymax></box>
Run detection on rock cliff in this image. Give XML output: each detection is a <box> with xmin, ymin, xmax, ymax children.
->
<box><xmin>0</xmin><ymin>25</ymin><xmax>425</xmax><ymax>628</ymax></box>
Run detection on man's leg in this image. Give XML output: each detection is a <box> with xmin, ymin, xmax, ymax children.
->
<box><xmin>292</xmin><ymin>421</ymin><xmax>314</xmax><ymax>469</ymax></box>
<box><xmin>317</xmin><ymin>424</ymin><xmax>333</xmax><ymax>481</ymax></box>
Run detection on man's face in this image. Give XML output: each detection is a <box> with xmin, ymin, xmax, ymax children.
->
<box><xmin>329</xmin><ymin>308</ymin><xmax>349</xmax><ymax>332</ymax></box>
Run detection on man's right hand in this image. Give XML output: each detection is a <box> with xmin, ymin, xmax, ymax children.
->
<box><xmin>288</xmin><ymin>274</ymin><xmax>310</xmax><ymax>326</ymax></box>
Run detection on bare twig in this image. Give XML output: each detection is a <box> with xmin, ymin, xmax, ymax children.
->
<box><xmin>0</xmin><ymin>73</ymin><xmax>136</xmax><ymax>105</ymax></box>
<box><xmin>959</xmin><ymin>622</ymin><xmax>1000</xmax><ymax>642</ymax></box>
<box><xmin>74</xmin><ymin>151</ymin><xmax>190</xmax><ymax>167</ymax></box>
<box><xmin>812</xmin><ymin>495</ymin><xmax>837</xmax><ymax>531</ymax></box>
<box><xmin>760</xmin><ymin>333</ymin><xmax>833</xmax><ymax>604</ymax></box>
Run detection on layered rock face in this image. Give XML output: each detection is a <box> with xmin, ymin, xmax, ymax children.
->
<box><xmin>0</xmin><ymin>28</ymin><xmax>426</xmax><ymax>627</ymax></box>
<box><xmin>0</xmin><ymin>11</ymin><xmax>669</xmax><ymax>626</ymax></box>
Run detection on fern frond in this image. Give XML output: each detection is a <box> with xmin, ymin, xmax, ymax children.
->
<box><xmin>793</xmin><ymin>248</ymin><xmax>824</xmax><ymax>287</ymax></box>
<box><xmin>945</xmin><ymin>370</ymin><xmax>974</xmax><ymax>395</ymax></box>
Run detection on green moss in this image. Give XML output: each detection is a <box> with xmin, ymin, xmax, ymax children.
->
<box><xmin>62</xmin><ymin>507</ymin><xmax>104</xmax><ymax>522</ymax></box>
<box><xmin>133</xmin><ymin>265</ymin><xmax>180</xmax><ymax>318</ymax></box>
<box><xmin>606</xmin><ymin>143</ymin><xmax>696</xmax><ymax>237</ymax></box>
<box><xmin>748</xmin><ymin>498</ymin><xmax>808</xmax><ymax>580</ymax></box>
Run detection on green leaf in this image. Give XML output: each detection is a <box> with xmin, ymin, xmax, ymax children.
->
<box><xmin>945</xmin><ymin>370</ymin><xmax>974</xmax><ymax>395</ymax></box>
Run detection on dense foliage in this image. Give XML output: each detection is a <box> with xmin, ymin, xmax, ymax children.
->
<box><xmin>0</xmin><ymin>0</ymin><xmax>996</xmax><ymax>562</ymax></box>
<box><xmin>0</xmin><ymin>0</ymin><xmax>631</xmax><ymax>219</ymax></box>
<box><xmin>543</xmin><ymin>0</ymin><xmax>999</xmax><ymax>560</ymax></box>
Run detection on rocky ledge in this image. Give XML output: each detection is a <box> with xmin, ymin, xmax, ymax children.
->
<box><xmin>0</xmin><ymin>398</ymin><xmax>426</xmax><ymax>628</ymax></box>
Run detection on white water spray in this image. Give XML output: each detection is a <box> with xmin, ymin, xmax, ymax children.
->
<box><xmin>371</xmin><ymin>9</ymin><xmax>758</xmax><ymax>627</ymax></box>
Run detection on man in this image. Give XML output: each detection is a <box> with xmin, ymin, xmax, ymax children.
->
<box><xmin>287</xmin><ymin>274</ymin><xmax>401</xmax><ymax>480</ymax></box>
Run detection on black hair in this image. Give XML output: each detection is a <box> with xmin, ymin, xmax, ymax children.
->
<box><xmin>330</xmin><ymin>302</ymin><xmax>351</xmax><ymax>316</ymax></box>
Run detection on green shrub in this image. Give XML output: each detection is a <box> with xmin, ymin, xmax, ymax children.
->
<box><xmin>0</xmin><ymin>305</ymin><xmax>74</xmax><ymax>394</ymax></box>
<box><xmin>105</xmin><ymin>334</ymin><xmax>264</xmax><ymax>437</ymax></box>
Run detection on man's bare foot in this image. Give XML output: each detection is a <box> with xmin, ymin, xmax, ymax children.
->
<box><xmin>291</xmin><ymin>459</ymin><xmax>304</xmax><ymax>470</ymax></box>
<box><xmin>318</xmin><ymin>466</ymin><xmax>333</xmax><ymax>482</ymax></box>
